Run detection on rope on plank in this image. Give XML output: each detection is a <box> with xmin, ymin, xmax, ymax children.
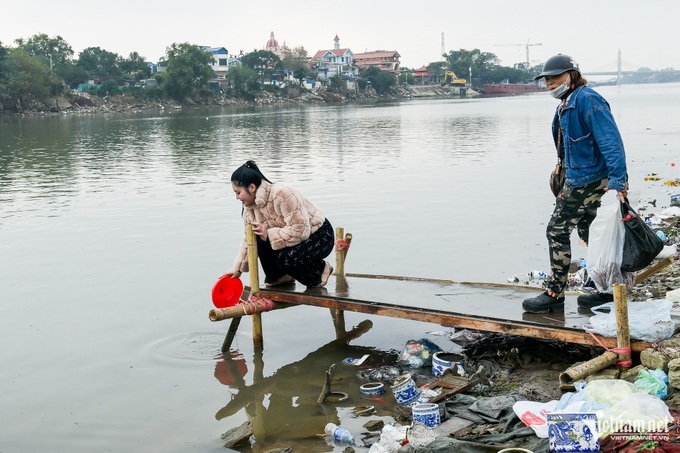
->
<box><xmin>238</xmin><ymin>295</ymin><xmax>275</xmax><ymax>315</ymax></box>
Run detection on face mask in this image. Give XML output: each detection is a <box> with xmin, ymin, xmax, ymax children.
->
<box><xmin>549</xmin><ymin>74</ymin><xmax>572</xmax><ymax>99</ymax></box>
<box><xmin>550</xmin><ymin>82</ymin><xmax>570</xmax><ymax>99</ymax></box>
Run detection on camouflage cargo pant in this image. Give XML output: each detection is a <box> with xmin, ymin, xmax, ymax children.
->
<box><xmin>546</xmin><ymin>179</ymin><xmax>608</xmax><ymax>297</ymax></box>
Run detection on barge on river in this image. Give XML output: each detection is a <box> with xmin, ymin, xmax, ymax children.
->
<box><xmin>482</xmin><ymin>82</ymin><xmax>544</xmax><ymax>95</ymax></box>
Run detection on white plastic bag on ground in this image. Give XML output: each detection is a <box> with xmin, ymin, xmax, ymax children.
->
<box><xmin>586</xmin><ymin>192</ymin><xmax>635</xmax><ymax>293</ymax></box>
<box><xmin>368</xmin><ymin>424</ymin><xmax>407</xmax><ymax>453</ymax></box>
<box><xmin>656</xmin><ymin>244</ymin><xmax>677</xmax><ymax>260</ymax></box>
<box><xmin>586</xmin><ymin>299</ymin><xmax>675</xmax><ymax>343</ymax></box>
<box><xmin>583</xmin><ymin>379</ymin><xmax>637</xmax><ymax>406</ymax></box>
<box><xmin>597</xmin><ymin>392</ymin><xmax>672</xmax><ymax>438</ymax></box>
<box><xmin>667</xmin><ymin>288</ymin><xmax>680</xmax><ymax>303</ymax></box>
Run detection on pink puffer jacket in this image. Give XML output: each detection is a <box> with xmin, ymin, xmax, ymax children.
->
<box><xmin>231</xmin><ymin>181</ymin><xmax>326</xmax><ymax>273</ymax></box>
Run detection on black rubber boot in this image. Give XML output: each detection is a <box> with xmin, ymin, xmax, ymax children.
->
<box><xmin>522</xmin><ymin>292</ymin><xmax>565</xmax><ymax>313</ymax></box>
<box><xmin>577</xmin><ymin>292</ymin><xmax>614</xmax><ymax>309</ymax></box>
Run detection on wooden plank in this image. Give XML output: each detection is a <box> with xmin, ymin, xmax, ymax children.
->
<box><xmin>346</xmin><ymin>272</ymin><xmax>540</xmax><ymax>290</ymax></box>
<box><xmin>346</xmin><ymin>272</ymin><xmax>455</xmax><ymax>284</ymax></box>
<box><xmin>634</xmin><ymin>256</ymin><xmax>675</xmax><ymax>284</ymax></box>
<box><xmin>259</xmin><ymin>288</ymin><xmax>652</xmax><ymax>352</ymax></box>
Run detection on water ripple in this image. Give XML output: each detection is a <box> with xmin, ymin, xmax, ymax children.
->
<box><xmin>148</xmin><ymin>330</ymin><xmax>228</xmax><ymax>366</ymax></box>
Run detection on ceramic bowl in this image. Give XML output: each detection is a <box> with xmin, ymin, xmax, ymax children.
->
<box><xmin>360</xmin><ymin>382</ymin><xmax>385</xmax><ymax>397</ymax></box>
<box><xmin>391</xmin><ymin>373</ymin><xmax>420</xmax><ymax>406</ymax></box>
<box><xmin>412</xmin><ymin>402</ymin><xmax>441</xmax><ymax>428</ymax></box>
<box><xmin>432</xmin><ymin>351</ymin><xmax>465</xmax><ymax>377</ymax></box>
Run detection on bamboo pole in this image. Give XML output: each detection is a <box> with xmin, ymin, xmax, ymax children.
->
<box><xmin>221</xmin><ymin>318</ymin><xmax>241</xmax><ymax>353</ymax></box>
<box><xmin>247</xmin><ymin>225</ymin><xmax>263</xmax><ymax>349</ymax></box>
<box><xmin>558</xmin><ymin>283</ymin><xmax>632</xmax><ymax>386</ymax></box>
<box><xmin>220</xmin><ymin>287</ymin><xmax>250</xmax><ymax>352</ymax></box>
<box><xmin>331</xmin><ymin>305</ymin><xmax>347</xmax><ymax>339</ymax></box>
<box><xmin>209</xmin><ymin>301</ymin><xmax>290</xmax><ymax>322</ymax></box>
<box><xmin>335</xmin><ymin>227</ymin><xmax>345</xmax><ymax>275</ymax></box>
<box><xmin>332</xmin><ymin>227</ymin><xmax>349</xmax><ymax>339</ymax></box>
<box><xmin>613</xmin><ymin>283</ymin><xmax>631</xmax><ymax>370</ymax></box>
<box><xmin>559</xmin><ymin>351</ymin><xmax>619</xmax><ymax>387</ymax></box>
<box><xmin>252</xmin><ymin>348</ymin><xmax>266</xmax><ymax>444</ymax></box>
<box><xmin>343</xmin><ymin>233</ymin><xmax>352</xmax><ymax>261</ymax></box>
<box><xmin>334</xmin><ymin>228</ymin><xmax>352</xmax><ymax>276</ymax></box>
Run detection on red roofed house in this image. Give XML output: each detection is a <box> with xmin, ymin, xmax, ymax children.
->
<box><xmin>414</xmin><ymin>66</ymin><xmax>437</xmax><ymax>85</ymax></box>
<box><xmin>310</xmin><ymin>35</ymin><xmax>357</xmax><ymax>83</ymax></box>
<box><xmin>353</xmin><ymin>50</ymin><xmax>401</xmax><ymax>72</ymax></box>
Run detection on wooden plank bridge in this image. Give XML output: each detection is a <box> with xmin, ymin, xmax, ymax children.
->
<box><xmin>209</xmin><ymin>227</ymin><xmax>676</xmax><ymax>353</ymax></box>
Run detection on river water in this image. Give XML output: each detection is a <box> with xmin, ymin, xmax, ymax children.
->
<box><xmin>1</xmin><ymin>84</ymin><xmax>679</xmax><ymax>452</ymax></box>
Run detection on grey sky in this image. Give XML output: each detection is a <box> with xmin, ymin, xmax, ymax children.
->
<box><xmin>2</xmin><ymin>0</ymin><xmax>678</xmax><ymax>73</ymax></box>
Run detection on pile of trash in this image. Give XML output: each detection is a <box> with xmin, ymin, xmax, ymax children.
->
<box><xmin>345</xmin><ymin>333</ymin><xmax>680</xmax><ymax>453</ymax></box>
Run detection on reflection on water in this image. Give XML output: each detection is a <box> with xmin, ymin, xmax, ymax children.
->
<box><xmin>0</xmin><ymin>98</ymin><xmax>542</xmax><ymax>215</ymax></box>
<box><xmin>214</xmin><ymin>318</ymin><xmax>399</xmax><ymax>450</ymax></box>
<box><xmin>1</xmin><ymin>85</ymin><xmax>680</xmax><ymax>452</ymax></box>
<box><xmin>214</xmin><ymin>351</ymin><xmax>248</xmax><ymax>387</ymax></box>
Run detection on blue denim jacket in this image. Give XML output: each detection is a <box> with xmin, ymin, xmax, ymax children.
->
<box><xmin>552</xmin><ymin>86</ymin><xmax>627</xmax><ymax>191</ymax></box>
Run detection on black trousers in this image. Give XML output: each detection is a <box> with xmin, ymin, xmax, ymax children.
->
<box><xmin>257</xmin><ymin>219</ymin><xmax>334</xmax><ymax>287</ymax></box>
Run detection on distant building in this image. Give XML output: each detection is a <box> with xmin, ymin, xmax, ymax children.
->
<box><xmin>309</xmin><ymin>35</ymin><xmax>356</xmax><ymax>82</ymax></box>
<box><xmin>264</xmin><ymin>31</ymin><xmax>290</xmax><ymax>59</ymax></box>
<box><xmin>414</xmin><ymin>66</ymin><xmax>436</xmax><ymax>85</ymax></box>
<box><xmin>353</xmin><ymin>50</ymin><xmax>401</xmax><ymax>72</ymax></box>
<box><xmin>200</xmin><ymin>46</ymin><xmax>230</xmax><ymax>78</ymax></box>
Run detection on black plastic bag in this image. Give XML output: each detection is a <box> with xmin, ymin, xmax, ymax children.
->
<box><xmin>620</xmin><ymin>201</ymin><xmax>664</xmax><ymax>272</ymax></box>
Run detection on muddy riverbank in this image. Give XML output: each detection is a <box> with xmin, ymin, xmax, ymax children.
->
<box><xmin>0</xmin><ymin>85</ymin><xmax>463</xmax><ymax>117</ymax></box>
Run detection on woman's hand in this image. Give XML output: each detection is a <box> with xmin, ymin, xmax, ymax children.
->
<box><xmin>251</xmin><ymin>222</ymin><xmax>268</xmax><ymax>240</ymax></box>
<box><xmin>222</xmin><ymin>270</ymin><xmax>242</xmax><ymax>279</ymax></box>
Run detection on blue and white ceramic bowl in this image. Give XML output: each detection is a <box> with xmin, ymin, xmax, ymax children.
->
<box><xmin>391</xmin><ymin>373</ymin><xmax>420</xmax><ymax>406</ymax></box>
<box><xmin>360</xmin><ymin>382</ymin><xmax>385</xmax><ymax>397</ymax></box>
<box><xmin>412</xmin><ymin>403</ymin><xmax>441</xmax><ymax>428</ymax></box>
<box><xmin>432</xmin><ymin>351</ymin><xmax>465</xmax><ymax>377</ymax></box>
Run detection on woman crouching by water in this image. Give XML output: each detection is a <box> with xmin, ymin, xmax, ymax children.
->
<box><xmin>224</xmin><ymin>161</ymin><xmax>334</xmax><ymax>288</ymax></box>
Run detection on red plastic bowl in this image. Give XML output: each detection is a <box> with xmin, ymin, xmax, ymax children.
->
<box><xmin>212</xmin><ymin>275</ymin><xmax>244</xmax><ymax>308</ymax></box>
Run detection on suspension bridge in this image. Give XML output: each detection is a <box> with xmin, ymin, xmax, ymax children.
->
<box><xmin>580</xmin><ymin>50</ymin><xmax>680</xmax><ymax>84</ymax></box>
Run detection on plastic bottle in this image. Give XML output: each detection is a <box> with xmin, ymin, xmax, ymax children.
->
<box><xmin>324</xmin><ymin>422</ymin><xmax>355</xmax><ymax>444</ymax></box>
<box><xmin>530</xmin><ymin>270</ymin><xmax>547</xmax><ymax>279</ymax></box>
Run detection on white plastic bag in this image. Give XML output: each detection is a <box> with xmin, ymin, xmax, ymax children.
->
<box><xmin>368</xmin><ymin>424</ymin><xmax>408</xmax><ymax>453</ymax></box>
<box><xmin>586</xmin><ymin>192</ymin><xmax>635</xmax><ymax>292</ymax></box>
<box><xmin>597</xmin><ymin>392</ymin><xmax>672</xmax><ymax>437</ymax></box>
<box><xmin>583</xmin><ymin>379</ymin><xmax>637</xmax><ymax>406</ymax></box>
<box><xmin>586</xmin><ymin>299</ymin><xmax>675</xmax><ymax>343</ymax></box>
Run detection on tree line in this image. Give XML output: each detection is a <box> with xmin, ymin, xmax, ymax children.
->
<box><xmin>1</xmin><ymin>34</ymin><xmax>676</xmax><ymax>111</ymax></box>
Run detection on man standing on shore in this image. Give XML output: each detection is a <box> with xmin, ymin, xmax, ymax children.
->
<box><xmin>522</xmin><ymin>53</ymin><xmax>628</xmax><ymax>313</ymax></box>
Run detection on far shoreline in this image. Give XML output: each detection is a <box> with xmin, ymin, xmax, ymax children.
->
<box><xmin>0</xmin><ymin>85</ymin><xmax>476</xmax><ymax>118</ymax></box>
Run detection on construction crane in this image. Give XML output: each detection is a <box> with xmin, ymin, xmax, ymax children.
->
<box><xmin>494</xmin><ymin>40</ymin><xmax>542</xmax><ymax>67</ymax></box>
